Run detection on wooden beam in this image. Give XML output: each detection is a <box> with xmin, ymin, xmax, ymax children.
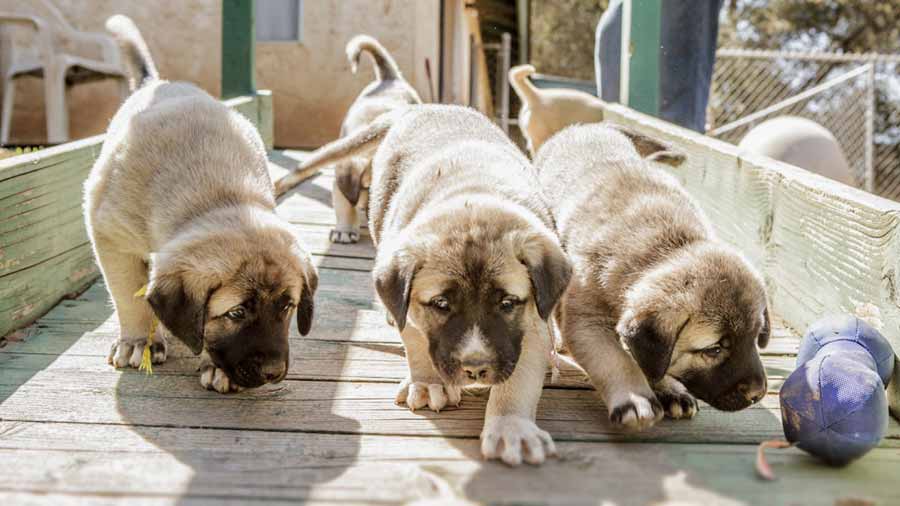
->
<box><xmin>221</xmin><ymin>0</ymin><xmax>257</xmax><ymax>99</ymax></box>
<box><xmin>626</xmin><ymin>0</ymin><xmax>661</xmax><ymax>115</ymax></box>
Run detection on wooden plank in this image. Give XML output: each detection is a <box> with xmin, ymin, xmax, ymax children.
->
<box><xmin>5</xmin><ymin>361</ymin><xmax>895</xmax><ymax>446</ymax></box>
<box><xmin>601</xmin><ymin>103</ymin><xmax>900</xmax><ymax>359</ymax></box>
<box><xmin>627</xmin><ymin>0</ymin><xmax>662</xmax><ymax>115</ymax></box>
<box><xmin>221</xmin><ymin>0</ymin><xmax>256</xmax><ymax>99</ymax></box>
<box><xmin>0</xmin><ymin>422</ymin><xmax>897</xmax><ymax>506</ymax></box>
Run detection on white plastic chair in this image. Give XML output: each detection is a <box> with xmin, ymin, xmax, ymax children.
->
<box><xmin>0</xmin><ymin>0</ymin><xmax>127</xmax><ymax>144</ymax></box>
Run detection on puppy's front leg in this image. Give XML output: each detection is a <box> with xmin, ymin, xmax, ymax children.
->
<box><xmin>480</xmin><ymin>320</ymin><xmax>556</xmax><ymax>466</ymax></box>
<box><xmin>564</xmin><ymin>315</ymin><xmax>662</xmax><ymax>430</ymax></box>
<box><xmin>396</xmin><ymin>325</ymin><xmax>462</xmax><ymax>412</ymax></box>
<box><xmin>94</xmin><ymin>238</ymin><xmax>167</xmax><ymax>368</ymax></box>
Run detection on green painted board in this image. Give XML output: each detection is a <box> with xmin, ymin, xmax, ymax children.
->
<box><xmin>221</xmin><ymin>0</ymin><xmax>256</xmax><ymax>99</ymax></box>
<box><xmin>627</xmin><ymin>0</ymin><xmax>661</xmax><ymax>115</ymax></box>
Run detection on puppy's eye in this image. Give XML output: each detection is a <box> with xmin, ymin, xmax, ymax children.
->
<box><xmin>499</xmin><ymin>296</ymin><xmax>520</xmax><ymax>313</ymax></box>
<box><xmin>281</xmin><ymin>302</ymin><xmax>295</xmax><ymax>313</ymax></box>
<box><xmin>226</xmin><ymin>307</ymin><xmax>246</xmax><ymax>321</ymax></box>
<box><xmin>430</xmin><ymin>296</ymin><xmax>450</xmax><ymax>311</ymax></box>
<box><xmin>702</xmin><ymin>345</ymin><xmax>723</xmax><ymax>358</ymax></box>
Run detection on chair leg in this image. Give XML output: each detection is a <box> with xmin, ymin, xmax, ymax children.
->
<box><xmin>44</xmin><ymin>63</ymin><xmax>70</xmax><ymax>144</ymax></box>
<box><xmin>1</xmin><ymin>79</ymin><xmax>15</xmax><ymax>145</ymax></box>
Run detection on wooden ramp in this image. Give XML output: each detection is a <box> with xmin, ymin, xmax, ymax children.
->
<box><xmin>2</xmin><ymin>162</ymin><xmax>899</xmax><ymax>506</ymax></box>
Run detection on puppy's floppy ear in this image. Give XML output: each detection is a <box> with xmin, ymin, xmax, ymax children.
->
<box><xmin>616</xmin><ymin>310</ymin><xmax>676</xmax><ymax>384</ymax></box>
<box><xmin>374</xmin><ymin>250</ymin><xmax>419</xmax><ymax>332</ymax></box>
<box><xmin>609</xmin><ymin>124</ymin><xmax>686</xmax><ymax>167</ymax></box>
<box><xmin>146</xmin><ymin>272</ymin><xmax>211</xmax><ymax>355</ymax></box>
<box><xmin>518</xmin><ymin>233</ymin><xmax>573</xmax><ymax>320</ymax></box>
<box><xmin>335</xmin><ymin>160</ymin><xmax>365</xmax><ymax>206</ymax></box>
<box><xmin>297</xmin><ymin>266</ymin><xmax>318</xmax><ymax>336</ymax></box>
<box><xmin>758</xmin><ymin>306</ymin><xmax>771</xmax><ymax>348</ymax></box>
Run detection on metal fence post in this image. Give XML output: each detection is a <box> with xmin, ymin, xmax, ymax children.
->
<box><xmin>222</xmin><ymin>0</ymin><xmax>256</xmax><ymax>99</ymax></box>
<box><xmin>499</xmin><ymin>33</ymin><xmax>511</xmax><ymax>133</ymax></box>
<box><xmin>865</xmin><ymin>62</ymin><xmax>876</xmax><ymax>193</ymax></box>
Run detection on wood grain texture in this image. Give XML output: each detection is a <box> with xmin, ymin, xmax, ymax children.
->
<box><xmin>0</xmin><ymin>421</ymin><xmax>898</xmax><ymax>506</ymax></box>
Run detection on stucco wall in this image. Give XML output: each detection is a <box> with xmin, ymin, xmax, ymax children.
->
<box><xmin>3</xmin><ymin>0</ymin><xmax>438</xmax><ymax>148</ymax></box>
<box><xmin>2</xmin><ymin>0</ymin><xmax>221</xmax><ymax>145</ymax></box>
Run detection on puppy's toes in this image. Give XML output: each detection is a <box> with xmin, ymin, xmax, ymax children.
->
<box><xmin>199</xmin><ymin>363</ymin><xmax>240</xmax><ymax>394</ymax></box>
<box><xmin>329</xmin><ymin>229</ymin><xmax>360</xmax><ymax>244</ymax></box>
<box><xmin>481</xmin><ymin>415</ymin><xmax>556</xmax><ymax>466</ymax></box>
<box><xmin>396</xmin><ymin>377</ymin><xmax>461</xmax><ymax>413</ymax></box>
<box><xmin>608</xmin><ymin>392</ymin><xmax>663</xmax><ymax>431</ymax></box>
<box><xmin>654</xmin><ymin>376</ymin><xmax>698</xmax><ymax>420</ymax></box>
<box><xmin>108</xmin><ymin>340</ymin><xmax>137</xmax><ymax>369</ymax></box>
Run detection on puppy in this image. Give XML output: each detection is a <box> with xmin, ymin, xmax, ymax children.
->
<box><xmin>85</xmin><ymin>16</ymin><xmax>318</xmax><ymax>393</ymax></box>
<box><xmin>285</xmin><ymin>104</ymin><xmax>572</xmax><ymax>465</ymax></box>
<box><xmin>509</xmin><ymin>64</ymin><xmax>605</xmax><ymax>157</ymax></box>
<box><xmin>535</xmin><ymin>124</ymin><xmax>769</xmax><ymax>430</ymax></box>
<box><xmin>330</xmin><ymin>35</ymin><xmax>421</xmax><ymax>244</ymax></box>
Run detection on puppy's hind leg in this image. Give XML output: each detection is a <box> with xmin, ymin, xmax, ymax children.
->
<box><xmin>330</xmin><ymin>160</ymin><xmax>363</xmax><ymax>244</ymax></box>
<box><xmin>93</xmin><ymin>237</ymin><xmax>167</xmax><ymax>368</ymax></box>
<box><xmin>396</xmin><ymin>325</ymin><xmax>461</xmax><ymax>412</ymax></box>
<box><xmin>564</xmin><ymin>316</ymin><xmax>662</xmax><ymax>431</ymax></box>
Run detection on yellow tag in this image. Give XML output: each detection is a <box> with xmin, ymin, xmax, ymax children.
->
<box><xmin>135</xmin><ymin>284</ymin><xmax>155</xmax><ymax>375</ymax></box>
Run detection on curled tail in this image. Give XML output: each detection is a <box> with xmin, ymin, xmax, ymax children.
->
<box><xmin>509</xmin><ymin>64</ymin><xmax>541</xmax><ymax>109</ymax></box>
<box><xmin>275</xmin><ymin>111</ymin><xmax>397</xmax><ymax>197</ymax></box>
<box><xmin>346</xmin><ymin>34</ymin><xmax>401</xmax><ymax>81</ymax></box>
<box><xmin>106</xmin><ymin>15</ymin><xmax>159</xmax><ymax>92</ymax></box>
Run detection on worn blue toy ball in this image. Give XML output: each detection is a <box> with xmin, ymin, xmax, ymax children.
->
<box><xmin>779</xmin><ymin>316</ymin><xmax>893</xmax><ymax>466</ymax></box>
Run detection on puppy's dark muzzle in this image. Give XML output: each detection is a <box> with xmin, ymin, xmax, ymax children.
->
<box><xmin>706</xmin><ymin>374</ymin><xmax>768</xmax><ymax>412</ymax></box>
<box><xmin>222</xmin><ymin>354</ymin><xmax>289</xmax><ymax>389</ymax></box>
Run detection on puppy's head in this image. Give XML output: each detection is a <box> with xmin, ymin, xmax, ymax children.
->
<box><xmin>147</xmin><ymin>217</ymin><xmax>317</xmax><ymax>389</ymax></box>
<box><xmin>617</xmin><ymin>243</ymin><xmax>769</xmax><ymax>411</ymax></box>
<box><xmin>374</xmin><ymin>202</ymin><xmax>571</xmax><ymax>386</ymax></box>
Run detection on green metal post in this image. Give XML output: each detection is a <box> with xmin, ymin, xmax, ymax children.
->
<box><xmin>222</xmin><ymin>0</ymin><xmax>256</xmax><ymax>98</ymax></box>
<box><xmin>627</xmin><ymin>0</ymin><xmax>661</xmax><ymax>116</ymax></box>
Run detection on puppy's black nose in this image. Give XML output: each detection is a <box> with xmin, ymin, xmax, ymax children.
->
<box><xmin>261</xmin><ymin>360</ymin><xmax>288</xmax><ymax>384</ymax></box>
<box><xmin>462</xmin><ymin>359</ymin><xmax>492</xmax><ymax>382</ymax></box>
<box><xmin>737</xmin><ymin>376</ymin><xmax>767</xmax><ymax>404</ymax></box>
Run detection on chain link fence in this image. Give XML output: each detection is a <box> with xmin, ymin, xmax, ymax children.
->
<box><xmin>709</xmin><ymin>49</ymin><xmax>900</xmax><ymax>199</ymax></box>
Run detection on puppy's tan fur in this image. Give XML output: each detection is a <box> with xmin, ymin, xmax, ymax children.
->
<box><xmin>284</xmin><ymin>104</ymin><xmax>572</xmax><ymax>466</ymax></box>
<box><xmin>330</xmin><ymin>35</ymin><xmax>421</xmax><ymax>244</ymax></box>
<box><xmin>85</xmin><ymin>16</ymin><xmax>317</xmax><ymax>393</ymax></box>
<box><xmin>536</xmin><ymin>124</ymin><xmax>770</xmax><ymax>430</ymax></box>
<box><xmin>509</xmin><ymin>64</ymin><xmax>605</xmax><ymax>157</ymax></box>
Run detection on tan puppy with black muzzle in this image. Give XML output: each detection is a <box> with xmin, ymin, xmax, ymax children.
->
<box><xmin>329</xmin><ymin>35</ymin><xmax>421</xmax><ymax>244</ymax></box>
<box><xmin>536</xmin><ymin>124</ymin><xmax>770</xmax><ymax>430</ymax></box>
<box><xmin>85</xmin><ymin>16</ymin><xmax>318</xmax><ymax>393</ymax></box>
<box><xmin>509</xmin><ymin>64</ymin><xmax>605</xmax><ymax>157</ymax></box>
<box><xmin>283</xmin><ymin>104</ymin><xmax>573</xmax><ymax>465</ymax></box>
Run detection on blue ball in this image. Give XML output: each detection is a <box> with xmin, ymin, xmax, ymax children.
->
<box><xmin>797</xmin><ymin>315</ymin><xmax>894</xmax><ymax>384</ymax></box>
<box><xmin>780</xmin><ymin>318</ymin><xmax>891</xmax><ymax>466</ymax></box>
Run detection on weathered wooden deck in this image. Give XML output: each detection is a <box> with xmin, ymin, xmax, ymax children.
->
<box><xmin>1</xmin><ymin>156</ymin><xmax>899</xmax><ymax>506</ymax></box>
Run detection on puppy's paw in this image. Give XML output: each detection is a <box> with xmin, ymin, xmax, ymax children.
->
<box><xmin>329</xmin><ymin>228</ymin><xmax>360</xmax><ymax>244</ymax></box>
<box><xmin>654</xmin><ymin>376</ymin><xmax>698</xmax><ymax>419</ymax></box>
<box><xmin>608</xmin><ymin>391</ymin><xmax>663</xmax><ymax>431</ymax></box>
<box><xmin>107</xmin><ymin>335</ymin><xmax>168</xmax><ymax>369</ymax></box>
<box><xmin>199</xmin><ymin>363</ymin><xmax>243</xmax><ymax>394</ymax></box>
<box><xmin>480</xmin><ymin>415</ymin><xmax>557</xmax><ymax>466</ymax></box>
<box><xmin>395</xmin><ymin>376</ymin><xmax>462</xmax><ymax>412</ymax></box>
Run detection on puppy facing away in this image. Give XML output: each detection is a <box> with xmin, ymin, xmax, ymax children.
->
<box><xmin>536</xmin><ymin>124</ymin><xmax>769</xmax><ymax>430</ymax></box>
<box><xmin>330</xmin><ymin>35</ymin><xmax>421</xmax><ymax>244</ymax></box>
<box><xmin>85</xmin><ymin>16</ymin><xmax>318</xmax><ymax>393</ymax></box>
<box><xmin>509</xmin><ymin>64</ymin><xmax>605</xmax><ymax>157</ymax></box>
<box><xmin>286</xmin><ymin>104</ymin><xmax>572</xmax><ymax>465</ymax></box>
